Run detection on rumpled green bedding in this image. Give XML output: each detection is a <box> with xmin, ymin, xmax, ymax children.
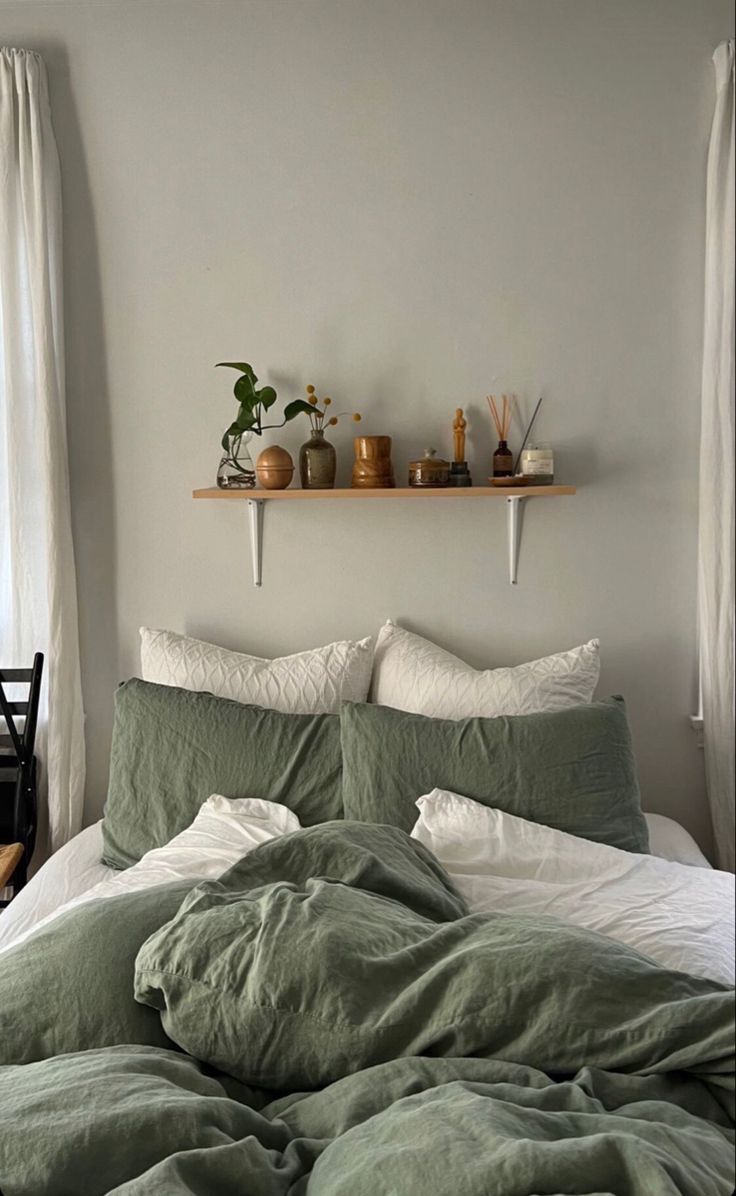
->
<box><xmin>1</xmin><ymin>1047</ymin><xmax>732</xmax><ymax>1196</ymax></box>
<box><xmin>134</xmin><ymin>824</ymin><xmax>733</xmax><ymax>1100</ymax></box>
<box><xmin>0</xmin><ymin>823</ymin><xmax>733</xmax><ymax>1196</ymax></box>
<box><xmin>0</xmin><ymin>881</ymin><xmax>192</xmax><ymax>1064</ymax></box>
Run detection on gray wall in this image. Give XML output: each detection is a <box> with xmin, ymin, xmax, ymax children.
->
<box><xmin>2</xmin><ymin>0</ymin><xmax>732</xmax><ymax>853</ymax></box>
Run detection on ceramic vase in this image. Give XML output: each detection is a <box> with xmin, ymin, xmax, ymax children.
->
<box><xmin>299</xmin><ymin>429</ymin><xmax>336</xmax><ymax>489</ymax></box>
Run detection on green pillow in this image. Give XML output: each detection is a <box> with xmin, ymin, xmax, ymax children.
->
<box><xmin>102</xmin><ymin>679</ymin><xmax>342</xmax><ymax>868</ymax></box>
<box><xmin>340</xmin><ymin>697</ymin><xmax>649</xmax><ymax>853</ymax></box>
<box><xmin>0</xmin><ymin>882</ymin><xmax>192</xmax><ymax>1065</ymax></box>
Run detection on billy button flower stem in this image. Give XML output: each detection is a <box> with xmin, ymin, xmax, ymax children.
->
<box><xmin>305</xmin><ymin>385</ymin><xmax>362</xmax><ymax>432</ymax></box>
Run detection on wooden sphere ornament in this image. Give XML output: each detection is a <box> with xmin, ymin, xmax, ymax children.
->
<box><xmin>255</xmin><ymin>444</ymin><xmax>294</xmax><ymax>490</ymax></box>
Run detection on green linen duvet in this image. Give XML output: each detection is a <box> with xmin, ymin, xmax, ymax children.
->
<box><xmin>0</xmin><ymin>823</ymin><xmax>733</xmax><ymax>1195</ymax></box>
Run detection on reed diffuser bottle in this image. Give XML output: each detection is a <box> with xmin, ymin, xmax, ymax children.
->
<box><xmin>487</xmin><ymin>394</ymin><xmax>514</xmax><ymax>477</ymax></box>
<box><xmin>493</xmin><ymin>440</ymin><xmax>513</xmax><ymax>477</ymax></box>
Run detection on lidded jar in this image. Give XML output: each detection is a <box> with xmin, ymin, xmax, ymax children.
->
<box><xmin>255</xmin><ymin>444</ymin><xmax>294</xmax><ymax>490</ymax></box>
<box><xmin>408</xmin><ymin>448</ymin><xmax>450</xmax><ymax>488</ymax></box>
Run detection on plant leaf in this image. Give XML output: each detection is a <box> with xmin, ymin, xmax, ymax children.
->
<box><xmin>257</xmin><ymin>385</ymin><xmax>278</xmax><ymax>410</ymax></box>
<box><xmin>234</xmin><ymin>374</ymin><xmax>258</xmax><ymax>407</ymax></box>
<box><xmin>236</xmin><ymin>407</ymin><xmax>257</xmax><ymax>432</ymax></box>
<box><xmin>283</xmin><ymin>399</ymin><xmax>316</xmax><ymax>421</ymax></box>
<box><xmin>216</xmin><ymin>362</ymin><xmax>257</xmax><ymax>383</ymax></box>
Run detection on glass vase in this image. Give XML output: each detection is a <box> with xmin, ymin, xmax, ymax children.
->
<box><xmin>299</xmin><ymin>428</ymin><xmax>336</xmax><ymax>489</ymax></box>
<box><xmin>217</xmin><ymin>431</ymin><xmax>256</xmax><ymax>489</ymax></box>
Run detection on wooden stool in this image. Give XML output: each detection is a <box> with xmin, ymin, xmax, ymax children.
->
<box><xmin>0</xmin><ymin>843</ymin><xmax>23</xmax><ymax>890</ymax></box>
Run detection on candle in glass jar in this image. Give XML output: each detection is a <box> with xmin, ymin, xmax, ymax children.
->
<box><xmin>520</xmin><ymin>446</ymin><xmax>554</xmax><ymax>483</ymax></box>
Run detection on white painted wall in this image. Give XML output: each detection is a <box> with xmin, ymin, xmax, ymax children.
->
<box><xmin>2</xmin><ymin>0</ymin><xmax>732</xmax><ymax>853</ymax></box>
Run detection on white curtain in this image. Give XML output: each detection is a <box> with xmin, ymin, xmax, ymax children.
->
<box><xmin>698</xmin><ymin>40</ymin><xmax>735</xmax><ymax>872</ymax></box>
<box><xmin>0</xmin><ymin>48</ymin><xmax>85</xmax><ymax>853</ymax></box>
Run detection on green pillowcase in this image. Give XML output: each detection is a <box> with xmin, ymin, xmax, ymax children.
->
<box><xmin>0</xmin><ymin>882</ymin><xmax>192</xmax><ymax>1065</ymax></box>
<box><xmin>340</xmin><ymin>697</ymin><xmax>649</xmax><ymax>854</ymax></box>
<box><xmin>102</xmin><ymin>679</ymin><xmax>342</xmax><ymax>869</ymax></box>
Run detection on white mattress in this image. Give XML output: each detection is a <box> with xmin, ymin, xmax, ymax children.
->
<box><xmin>0</xmin><ymin>811</ymin><xmax>712</xmax><ymax>954</ymax></box>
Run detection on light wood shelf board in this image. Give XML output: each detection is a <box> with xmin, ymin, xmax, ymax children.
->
<box><xmin>193</xmin><ymin>485</ymin><xmax>576</xmax><ymax>500</ymax></box>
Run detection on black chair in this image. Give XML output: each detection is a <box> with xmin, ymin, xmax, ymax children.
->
<box><xmin>0</xmin><ymin>653</ymin><xmax>43</xmax><ymax>903</ymax></box>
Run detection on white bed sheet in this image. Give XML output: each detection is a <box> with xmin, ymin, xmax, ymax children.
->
<box><xmin>412</xmin><ymin>791</ymin><xmax>733</xmax><ymax>986</ymax></box>
<box><xmin>0</xmin><ymin>822</ymin><xmax>108</xmax><ymax>950</ymax></box>
<box><xmin>0</xmin><ymin>809</ymin><xmax>713</xmax><ymax>954</ymax></box>
<box><xmin>0</xmin><ymin>797</ymin><xmax>304</xmax><ymax>954</ymax></box>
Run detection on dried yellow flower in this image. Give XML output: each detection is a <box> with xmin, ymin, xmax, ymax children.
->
<box><xmin>309</xmin><ymin>396</ymin><xmax>318</xmax><ymax>406</ymax></box>
<box><xmin>323</xmin><ymin>397</ymin><xmax>331</xmax><ymax>405</ymax></box>
<box><xmin>306</xmin><ymin>385</ymin><xmax>315</xmax><ymax>395</ymax></box>
<box><xmin>329</xmin><ymin>417</ymin><xmax>338</xmax><ymax>426</ymax></box>
<box><xmin>353</xmin><ymin>413</ymin><xmax>362</xmax><ymax>421</ymax></box>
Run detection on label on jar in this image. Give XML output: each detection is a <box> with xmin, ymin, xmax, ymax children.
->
<box><xmin>522</xmin><ymin>460</ymin><xmax>553</xmax><ymax>475</ymax></box>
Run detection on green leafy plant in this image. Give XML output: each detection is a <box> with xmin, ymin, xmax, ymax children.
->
<box><xmin>216</xmin><ymin>362</ymin><xmax>313</xmax><ymax>450</ymax></box>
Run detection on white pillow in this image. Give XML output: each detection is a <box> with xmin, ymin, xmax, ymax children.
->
<box><xmin>370</xmin><ymin>621</ymin><xmax>600</xmax><ymax>719</ymax></box>
<box><xmin>1</xmin><ymin>796</ymin><xmax>299</xmax><ymax>955</ymax></box>
<box><xmin>140</xmin><ymin>628</ymin><xmax>374</xmax><ymax>715</ymax></box>
<box><xmin>644</xmin><ymin>812</ymin><xmax>712</xmax><ymax>868</ymax></box>
<box><xmin>411</xmin><ymin>790</ymin><xmax>734</xmax><ymax>986</ymax></box>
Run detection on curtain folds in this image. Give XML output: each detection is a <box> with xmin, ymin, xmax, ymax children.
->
<box><xmin>0</xmin><ymin>48</ymin><xmax>85</xmax><ymax>853</ymax></box>
<box><xmin>698</xmin><ymin>41</ymin><xmax>735</xmax><ymax>872</ymax></box>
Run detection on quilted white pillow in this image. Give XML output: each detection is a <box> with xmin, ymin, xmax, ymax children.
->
<box><xmin>370</xmin><ymin>621</ymin><xmax>599</xmax><ymax>719</ymax></box>
<box><xmin>140</xmin><ymin>628</ymin><xmax>374</xmax><ymax>715</ymax></box>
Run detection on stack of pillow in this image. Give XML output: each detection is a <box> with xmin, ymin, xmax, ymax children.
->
<box><xmin>101</xmin><ymin>622</ymin><xmax>649</xmax><ymax>870</ymax></box>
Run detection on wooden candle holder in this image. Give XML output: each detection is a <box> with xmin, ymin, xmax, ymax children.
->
<box><xmin>351</xmin><ymin>435</ymin><xmax>395</xmax><ymax>488</ymax></box>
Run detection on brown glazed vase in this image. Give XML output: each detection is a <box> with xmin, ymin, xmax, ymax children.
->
<box><xmin>351</xmin><ymin>435</ymin><xmax>395</xmax><ymax>488</ymax></box>
<box><xmin>255</xmin><ymin>444</ymin><xmax>294</xmax><ymax>490</ymax></box>
<box><xmin>299</xmin><ymin>429</ymin><xmax>337</xmax><ymax>489</ymax></box>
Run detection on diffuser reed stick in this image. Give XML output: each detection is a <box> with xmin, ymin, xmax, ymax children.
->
<box><xmin>486</xmin><ymin>393</ymin><xmax>513</xmax><ymax>440</ymax></box>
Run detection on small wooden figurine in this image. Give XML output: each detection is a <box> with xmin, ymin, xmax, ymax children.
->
<box><xmin>449</xmin><ymin>407</ymin><xmax>472</xmax><ymax>486</ymax></box>
<box><xmin>453</xmin><ymin>408</ymin><xmax>467</xmax><ymax>463</ymax></box>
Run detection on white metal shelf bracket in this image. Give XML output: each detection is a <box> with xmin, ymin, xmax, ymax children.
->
<box><xmin>506</xmin><ymin>496</ymin><xmax>525</xmax><ymax>585</ymax></box>
<box><xmin>243</xmin><ymin>491</ymin><xmax>543</xmax><ymax>587</ymax></box>
<box><xmin>247</xmin><ymin>499</ymin><xmax>264</xmax><ymax>587</ymax></box>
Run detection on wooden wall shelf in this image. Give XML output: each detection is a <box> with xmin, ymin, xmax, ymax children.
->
<box><xmin>193</xmin><ymin>485</ymin><xmax>577</xmax><ymax>587</ymax></box>
<box><xmin>193</xmin><ymin>485</ymin><xmax>575</xmax><ymax>500</ymax></box>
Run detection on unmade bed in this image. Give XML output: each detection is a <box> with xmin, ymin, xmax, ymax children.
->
<box><xmin>0</xmin><ymin>626</ymin><xmax>733</xmax><ymax>1195</ymax></box>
